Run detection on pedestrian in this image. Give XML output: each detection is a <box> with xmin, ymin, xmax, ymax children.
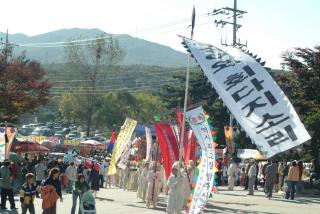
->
<box><xmin>265</xmin><ymin>160</ymin><xmax>278</xmax><ymax>199</ymax></box>
<box><xmin>247</xmin><ymin>159</ymin><xmax>257</xmax><ymax>195</ymax></box>
<box><xmin>137</xmin><ymin>162</ymin><xmax>149</xmax><ymax>201</ymax></box>
<box><xmin>240</xmin><ymin>167</ymin><xmax>246</xmax><ymax>187</ymax></box>
<box><xmin>65</xmin><ymin>162</ymin><xmax>77</xmax><ymax>194</ymax></box>
<box><xmin>42</xmin><ymin>168</ymin><xmax>63</xmax><ymax>214</ymax></box>
<box><xmin>166</xmin><ymin>162</ymin><xmax>184</xmax><ymax>214</ymax></box>
<box><xmin>243</xmin><ymin>159</ymin><xmax>251</xmax><ymax>190</ymax></box>
<box><xmin>71</xmin><ymin>174</ymin><xmax>90</xmax><ymax>214</ymax></box>
<box><xmin>309</xmin><ymin>159</ymin><xmax>320</xmax><ymax>185</ymax></box>
<box><xmin>0</xmin><ymin>160</ymin><xmax>16</xmax><ymax>211</ymax></box>
<box><xmin>227</xmin><ymin>160</ymin><xmax>238</xmax><ymax>190</ymax></box>
<box><xmin>89</xmin><ymin>162</ymin><xmax>100</xmax><ymax>198</ymax></box>
<box><xmin>99</xmin><ymin>159</ymin><xmax>106</xmax><ymax>188</ymax></box>
<box><xmin>35</xmin><ymin>159</ymin><xmax>47</xmax><ymax>198</ymax></box>
<box><xmin>222</xmin><ymin>165</ymin><xmax>228</xmax><ymax>185</ymax></box>
<box><xmin>146</xmin><ymin>163</ymin><xmax>162</xmax><ymax>208</ymax></box>
<box><xmin>286</xmin><ymin>161</ymin><xmax>299</xmax><ymax>200</ymax></box>
<box><xmin>278</xmin><ymin>162</ymin><xmax>285</xmax><ymax>190</ymax></box>
<box><xmin>297</xmin><ymin>160</ymin><xmax>304</xmax><ymax>193</ymax></box>
<box><xmin>20</xmin><ymin>173</ymin><xmax>40</xmax><ymax>214</ymax></box>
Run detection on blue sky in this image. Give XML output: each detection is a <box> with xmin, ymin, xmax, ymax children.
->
<box><xmin>0</xmin><ymin>0</ymin><xmax>319</xmax><ymax>68</ymax></box>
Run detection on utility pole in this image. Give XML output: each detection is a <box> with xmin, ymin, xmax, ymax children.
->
<box><xmin>210</xmin><ymin>0</ymin><xmax>247</xmax><ymax>154</ymax></box>
<box><xmin>210</xmin><ymin>0</ymin><xmax>247</xmax><ymax>48</ymax></box>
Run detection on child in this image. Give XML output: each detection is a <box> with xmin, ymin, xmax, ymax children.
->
<box><xmin>240</xmin><ymin>167</ymin><xmax>246</xmax><ymax>187</ymax></box>
<box><xmin>20</xmin><ymin>173</ymin><xmax>40</xmax><ymax>214</ymax></box>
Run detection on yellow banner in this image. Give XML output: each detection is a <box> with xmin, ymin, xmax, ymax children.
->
<box><xmin>108</xmin><ymin>118</ymin><xmax>137</xmax><ymax>175</ymax></box>
<box><xmin>64</xmin><ymin>139</ymin><xmax>80</xmax><ymax>146</ymax></box>
<box><xmin>224</xmin><ymin>126</ymin><xmax>233</xmax><ymax>153</ymax></box>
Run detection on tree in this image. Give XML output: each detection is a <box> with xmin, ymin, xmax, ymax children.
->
<box><xmin>65</xmin><ymin>34</ymin><xmax>125</xmax><ymax>136</ymax></box>
<box><xmin>159</xmin><ymin>68</ymin><xmax>232</xmax><ymax>147</ymax></box>
<box><xmin>0</xmin><ymin>51</ymin><xmax>52</xmax><ymax>122</ymax></box>
<box><xmin>276</xmin><ymin>46</ymin><xmax>320</xmax><ymax>161</ymax></box>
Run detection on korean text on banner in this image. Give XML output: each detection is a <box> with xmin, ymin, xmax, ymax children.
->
<box><xmin>145</xmin><ymin>127</ymin><xmax>152</xmax><ymax>161</ymax></box>
<box><xmin>154</xmin><ymin>124</ymin><xmax>179</xmax><ymax>178</ymax></box>
<box><xmin>187</xmin><ymin>107</ymin><xmax>215</xmax><ymax>214</ymax></box>
<box><xmin>108</xmin><ymin>118</ymin><xmax>137</xmax><ymax>175</ymax></box>
<box><xmin>118</xmin><ymin>137</ymin><xmax>139</xmax><ymax>169</ymax></box>
<box><xmin>180</xmin><ymin>36</ymin><xmax>311</xmax><ymax>158</ymax></box>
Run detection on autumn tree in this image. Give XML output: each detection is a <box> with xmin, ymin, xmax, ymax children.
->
<box><xmin>275</xmin><ymin>46</ymin><xmax>320</xmax><ymax>161</ymax></box>
<box><xmin>64</xmin><ymin>34</ymin><xmax>125</xmax><ymax>136</ymax></box>
<box><xmin>0</xmin><ymin>49</ymin><xmax>52</xmax><ymax>122</ymax></box>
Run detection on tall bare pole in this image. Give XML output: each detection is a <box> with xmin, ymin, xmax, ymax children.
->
<box><xmin>176</xmin><ymin>6</ymin><xmax>195</xmax><ymax>206</ymax></box>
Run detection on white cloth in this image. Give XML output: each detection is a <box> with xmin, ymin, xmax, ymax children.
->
<box><xmin>146</xmin><ymin>170</ymin><xmax>162</xmax><ymax>207</ymax></box>
<box><xmin>167</xmin><ymin>174</ymin><xmax>184</xmax><ymax>214</ymax></box>
<box><xmin>248</xmin><ymin>163</ymin><xmax>257</xmax><ymax>177</ymax></box>
<box><xmin>65</xmin><ymin>165</ymin><xmax>77</xmax><ymax>181</ymax></box>
<box><xmin>227</xmin><ymin>163</ymin><xmax>238</xmax><ymax>190</ymax></box>
<box><xmin>137</xmin><ymin>167</ymin><xmax>148</xmax><ymax>200</ymax></box>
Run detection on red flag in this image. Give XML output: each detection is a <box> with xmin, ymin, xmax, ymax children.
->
<box><xmin>110</xmin><ymin>131</ymin><xmax>117</xmax><ymax>144</ymax></box>
<box><xmin>176</xmin><ymin>112</ymin><xmax>196</xmax><ymax>164</ymax></box>
<box><xmin>155</xmin><ymin>124</ymin><xmax>179</xmax><ymax>178</ymax></box>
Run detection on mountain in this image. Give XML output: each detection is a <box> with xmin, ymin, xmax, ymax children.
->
<box><xmin>0</xmin><ymin>28</ymin><xmax>188</xmax><ymax>67</ymax></box>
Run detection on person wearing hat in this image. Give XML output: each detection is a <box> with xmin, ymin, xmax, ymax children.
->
<box><xmin>137</xmin><ymin>161</ymin><xmax>149</xmax><ymax>201</ymax></box>
<box><xmin>146</xmin><ymin>162</ymin><xmax>162</xmax><ymax>208</ymax></box>
<box><xmin>0</xmin><ymin>160</ymin><xmax>16</xmax><ymax>211</ymax></box>
<box><xmin>247</xmin><ymin>159</ymin><xmax>257</xmax><ymax>195</ymax></box>
<box><xmin>167</xmin><ymin>161</ymin><xmax>184</xmax><ymax>214</ymax></box>
<box><xmin>227</xmin><ymin>159</ymin><xmax>239</xmax><ymax>191</ymax></box>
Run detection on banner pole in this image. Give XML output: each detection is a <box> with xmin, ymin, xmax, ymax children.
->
<box><xmin>177</xmin><ymin>5</ymin><xmax>195</xmax><ymax>206</ymax></box>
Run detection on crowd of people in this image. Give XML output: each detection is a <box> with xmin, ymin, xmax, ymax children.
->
<box><xmin>0</xmin><ymin>150</ymin><xmax>198</xmax><ymax>214</ymax></box>
<box><xmin>223</xmin><ymin>158</ymin><xmax>320</xmax><ymax>200</ymax></box>
<box><xmin>1</xmin><ymin>149</ymin><xmax>319</xmax><ymax>214</ymax></box>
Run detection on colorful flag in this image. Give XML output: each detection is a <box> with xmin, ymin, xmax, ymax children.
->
<box><xmin>0</xmin><ymin>127</ymin><xmax>6</xmax><ymax>162</ymax></box>
<box><xmin>224</xmin><ymin>126</ymin><xmax>233</xmax><ymax>153</ymax></box>
<box><xmin>154</xmin><ymin>124</ymin><xmax>179</xmax><ymax>178</ymax></box>
<box><xmin>186</xmin><ymin>107</ymin><xmax>216</xmax><ymax>214</ymax></box>
<box><xmin>108</xmin><ymin>118</ymin><xmax>137</xmax><ymax>175</ymax></box>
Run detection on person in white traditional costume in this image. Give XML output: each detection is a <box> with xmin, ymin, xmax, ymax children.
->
<box><xmin>137</xmin><ymin>161</ymin><xmax>149</xmax><ymax>201</ymax></box>
<box><xmin>121</xmin><ymin>163</ymin><xmax>130</xmax><ymax>191</ymax></box>
<box><xmin>167</xmin><ymin>162</ymin><xmax>185</xmax><ymax>214</ymax></box>
<box><xmin>146</xmin><ymin>163</ymin><xmax>162</xmax><ymax>208</ymax></box>
<box><xmin>227</xmin><ymin>159</ymin><xmax>239</xmax><ymax>190</ymax></box>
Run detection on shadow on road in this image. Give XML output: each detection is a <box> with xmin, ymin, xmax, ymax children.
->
<box><xmin>95</xmin><ymin>196</ymin><xmax>114</xmax><ymax>202</ymax></box>
<box><xmin>204</xmin><ymin>204</ymin><xmax>279</xmax><ymax>214</ymax></box>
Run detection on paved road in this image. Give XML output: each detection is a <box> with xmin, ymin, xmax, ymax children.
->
<box><xmin>1</xmin><ymin>186</ymin><xmax>319</xmax><ymax>214</ymax></box>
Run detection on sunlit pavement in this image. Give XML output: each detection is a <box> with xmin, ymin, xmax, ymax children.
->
<box><xmin>1</xmin><ymin>186</ymin><xmax>319</xmax><ymax>214</ymax></box>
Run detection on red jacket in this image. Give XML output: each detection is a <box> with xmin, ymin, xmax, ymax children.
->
<box><xmin>41</xmin><ymin>184</ymin><xmax>60</xmax><ymax>209</ymax></box>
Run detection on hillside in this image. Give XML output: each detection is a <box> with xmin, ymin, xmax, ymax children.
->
<box><xmin>0</xmin><ymin>28</ymin><xmax>188</xmax><ymax>67</ymax></box>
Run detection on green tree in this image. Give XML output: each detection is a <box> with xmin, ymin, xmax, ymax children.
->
<box><xmin>276</xmin><ymin>46</ymin><xmax>320</xmax><ymax>161</ymax></box>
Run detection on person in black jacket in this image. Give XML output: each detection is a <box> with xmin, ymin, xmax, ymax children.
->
<box><xmin>42</xmin><ymin>168</ymin><xmax>63</xmax><ymax>214</ymax></box>
<box><xmin>20</xmin><ymin>173</ymin><xmax>40</xmax><ymax>214</ymax></box>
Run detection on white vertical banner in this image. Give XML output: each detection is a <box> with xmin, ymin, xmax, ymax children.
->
<box><xmin>180</xmin><ymin>36</ymin><xmax>311</xmax><ymax>158</ymax></box>
<box><xmin>145</xmin><ymin>127</ymin><xmax>152</xmax><ymax>161</ymax></box>
<box><xmin>186</xmin><ymin>106</ymin><xmax>215</xmax><ymax>214</ymax></box>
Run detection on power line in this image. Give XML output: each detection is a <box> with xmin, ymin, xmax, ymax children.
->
<box><xmin>14</xmin><ymin>13</ymin><xmax>210</xmax><ymax>48</ymax></box>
